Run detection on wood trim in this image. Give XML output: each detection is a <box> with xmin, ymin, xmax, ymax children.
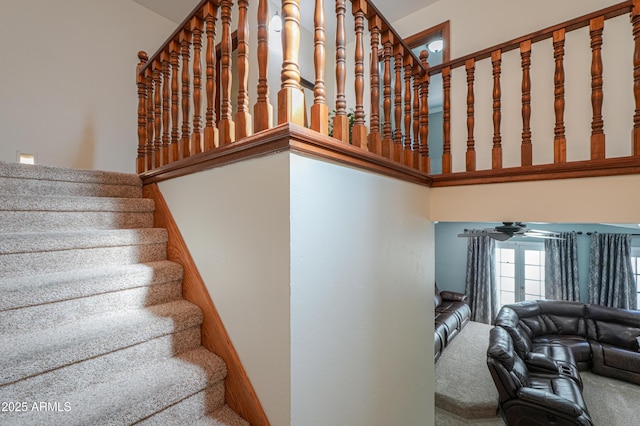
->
<box><xmin>141</xmin><ymin>123</ymin><xmax>433</xmax><ymax>187</ymax></box>
<box><xmin>404</xmin><ymin>21</ymin><xmax>451</xmax><ymax>63</ymax></box>
<box><xmin>429</xmin><ymin>156</ymin><xmax>640</xmax><ymax>187</ymax></box>
<box><xmin>429</xmin><ymin>1</ymin><xmax>631</xmax><ymax>75</ymax></box>
<box><xmin>143</xmin><ymin>183</ymin><xmax>270</xmax><ymax>426</ymax></box>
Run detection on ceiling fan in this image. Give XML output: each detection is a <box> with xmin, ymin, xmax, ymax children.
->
<box><xmin>457</xmin><ymin>222</ymin><xmax>563</xmax><ymax>241</ymax></box>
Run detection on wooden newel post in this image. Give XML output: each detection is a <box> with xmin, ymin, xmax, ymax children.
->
<box><xmin>136</xmin><ymin>51</ymin><xmax>148</xmax><ymax>174</ymax></box>
<box><xmin>254</xmin><ymin>0</ymin><xmax>273</xmax><ymax>132</ymax></box>
<box><xmin>278</xmin><ymin>0</ymin><xmax>305</xmax><ymax>126</ymax></box>
<box><xmin>419</xmin><ymin>51</ymin><xmax>430</xmax><ymax>174</ymax></box>
<box><xmin>632</xmin><ymin>0</ymin><xmax>640</xmax><ymax>155</ymax></box>
<box><xmin>351</xmin><ymin>0</ymin><xmax>368</xmax><ymax>149</ymax></box>
<box><xmin>310</xmin><ymin>0</ymin><xmax>328</xmax><ymax>135</ymax></box>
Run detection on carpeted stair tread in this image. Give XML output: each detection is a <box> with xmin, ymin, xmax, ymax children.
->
<box><xmin>137</xmin><ymin>383</ymin><xmax>227</xmax><ymax>425</ymax></box>
<box><xmin>0</xmin><ymin>229</ymin><xmax>168</xmax><ymax>277</ymax></box>
<box><xmin>0</xmin><ymin>196</ymin><xmax>155</xmax><ymax>232</ymax></box>
<box><xmin>0</xmin><ymin>299</ymin><xmax>203</xmax><ymax>385</ymax></box>
<box><xmin>0</xmin><ymin>161</ymin><xmax>142</xmax><ymax>187</ymax></box>
<box><xmin>0</xmin><ymin>327</ymin><xmax>202</xmax><ymax>403</ymax></box>
<box><xmin>0</xmin><ymin>347</ymin><xmax>227</xmax><ymax>426</ymax></box>
<box><xmin>193</xmin><ymin>405</ymin><xmax>251</xmax><ymax>426</ymax></box>
<box><xmin>0</xmin><ymin>176</ymin><xmax>143</xmax><ymax>198</ymax></box>
<box><xmin>0</xmin><ymin>228</ymin><xmax>167</xmax><ymax>254</ymax></box>
<box><xmin>0</xmin><ymin>195</ymin><xmax>154</xmax><ymax>212</ymax></box>
<box><xmin>0</xmin><ymin>280</ymin><xmax>183</xmax><ymax>334</ymax></box>
<box><xmin>0</xmin><ymin>260</ymin><xmax>184</xmax><ymax>311</ymax></box>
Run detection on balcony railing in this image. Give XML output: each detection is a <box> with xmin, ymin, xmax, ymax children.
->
<box><xmin>136</xmin><ymin>0</ymin><xmax>640</xmax><ymax>186</ymax></box>
<box><xmin>136</xmin><ymin>0</ymin><xmax>430</xmax><ymax>177</ymax></box>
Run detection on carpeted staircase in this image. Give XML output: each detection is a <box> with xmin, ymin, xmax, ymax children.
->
<box><xmin>0</xmin><ymin>162</ymin><xmax>249</xmax><ymax>426</ymax></box>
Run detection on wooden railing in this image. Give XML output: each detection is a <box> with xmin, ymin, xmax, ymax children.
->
<box><xmin>428</xmin><ymin>0</ymin><xmax>640</xmax><ymax>185</ymax></box>
<box><xmin>136</xmin><ymin>0</ymin><xmax>430</xmax><ymax>175</ymax></box>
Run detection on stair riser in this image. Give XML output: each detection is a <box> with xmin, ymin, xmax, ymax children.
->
<box><xmin>0</xmin><ymin>244</ymin><xmax>167</xmax><ymax>278</ymax></box>
<box><xmin>0</xmin><ymin>327</ymin><xmax>202</xmax><ymax>403</ymax></box>
<box><xmin>0</xmin><ymin>177</ymin><xmax>142</xmax><ymax>198</ymax></box>
<box><xmin>137</xmin><ymin>382</ymin><xmax>226</xmax><ymax>426</ymax></box>
<box><xmin>0</xmin><ymin>281</ymin><xmax>183</xmax><ymax>334</ymax></box>
<box><xmin>0</xmin><ymin>301</ymin><xmax>204</xmax><ymax>385</ymax></box>
<box><xmin>0</xmin><ymin>211</ymin><xmax>154</xmax><ymax>232</ymax></box>
<box><xmin>0</xmin><ymin>261</ymin><xmax>184</xmax><ymax>311</ymax></box>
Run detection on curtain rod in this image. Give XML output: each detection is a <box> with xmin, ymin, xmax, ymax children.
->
<box><xmin>575</xmin><ymin>231</ymin><xmax>640</xmax><ymax>236</ymax></box>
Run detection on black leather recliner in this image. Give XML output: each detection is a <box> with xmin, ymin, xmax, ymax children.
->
<box><xmin>487</xmin><ymin>326</ymin><xmax>593</xmax><ymax>426</ymax></box>
<box><xmin>434</xmin><ymin>285</ymin><xmax>470</xmax><ymax>361</ymax></box>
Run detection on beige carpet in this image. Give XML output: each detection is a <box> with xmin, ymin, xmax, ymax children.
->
<box><xmin>435</xmin><ymin>320</ymin><xmax>640</xmax><ymax>425</ymax></box>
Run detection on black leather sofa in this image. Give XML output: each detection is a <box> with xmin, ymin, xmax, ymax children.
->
<box><xmin>434</xmin><ymin>285</ymin><xmax>470</xmax><ymax>362</ymax></box>
<box><xmin>487</xmin><ymin>300</ymin><xmax>640</xmax><ymax>425</ymax></box>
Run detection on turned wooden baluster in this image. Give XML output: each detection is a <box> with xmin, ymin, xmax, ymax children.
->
<box><xmin>553</xmin><ymin>28</ymin><xmax>566</xmax><ymax>163</ymax></box>
<box><xmin>191</xmin><ymin>17</ymin><xmax>204</xmax><ymax>155</ymax></box>
<box><xmin>368</xmin><ymin>16</ymin><xmax>382</xmax><ymax>155</ymax></box>
<box><xmin>590</xmin><ymin>16</ymin><xmax>605</xmax><ymax>160</ymax></box>
<box><xmin>465</xmin><ymin>58</ymin><xmax>475</xmax><ymax>172</ymax></box>
<box><xmin>136</xmin><ymin>52</ymin><xmax>148</xmax><ymax>174</ymax></box>
<box><xmin>412</xmin><ymin>65</ymin><xmax>421</xmax><ymax>169</ymax></box>
<box><xmin>393</xmin><ymin>44</ymin><xmax>404</xmax><ymax>162</ymax></box>
<box><xmin>352</xmin><ymin>0</ymin><xmax>368</xmax><ymax>149</ymax></box>
<box><xmin>382</xmin><ymin>31</ymin><xmax>394</xmax><ymax>159</ymax></box>
<box><xmin>170</xmin><ymin>41</ymin><xmax>181</xmax><ymax>162</ymax></box>
<box><xmin>520</xmin><ymin>40</ymin><xmax>532</xmax><ymax>166</ymax></box>
<box><xmin>442</xmin><ymin>66</ymin><xmax>452</xmax><ymax>174</ymax></box>
<box><xmin>254</xmin><ymin>0</ymin><xmax>273</xmax><ymax>132</ymax></box>
<box><xmin>220</xmin><ymin>0</ymin><xmax>236</xmax><ymax>145</ymax></box>
<box><xmin>278</xmin><ymin>0</ymin><xmax>305</xmax><ymax>126</ymax></box>
<box><xmin>420</xmin><ymin>51</ymin><xmax>430</xmax><ymax>174</ymax></box>
<box><xmin>310</xmin><ymin>0</ymin><xmax>328</xmax><ymax>135</ymax></box>
<box><xmin>403</xmin><ymin>55</ymin><xmax>413</xmax><ymax>167</ymax></box>
<box><xmin>180</xmin><ymin>29</ymin><xmax>192</xmax><ymax>158</ymax></box>
<box><xmin>145</xmin><ymin>68</ymin><xmax>154</xmax><ymax>171</ymax></box>
<box><xmin>235</xmin><ymin>0</ymin><xmax>252</xmax><ymax>138</ymax></box>
<box><xmin>153</xmin><ymin>63</ymin><xmax>162</xmax><ymax>168</ymax></box>
<box><xmin>634</xmin><ymin>0</ymin><xmax>640</xmax><ymax>155</ymax></box>
<box><xmin>333</xmin><ymin>0</ymin><xmax>349</xmax><ymax>143</ymax></box>
<box><xmin>492</xmin><ymin>50</ymin><xmax>502</xmax><ymax>169</ymax></box>
<box><xmin>161</xmin><ymin>52</ymin><xmax>170</xmax><ymax>165</ymax></box>
<box><xmin>203</xmin><ymin>3</ymin><xmax>219</xmax><ymax>150</ymax></box>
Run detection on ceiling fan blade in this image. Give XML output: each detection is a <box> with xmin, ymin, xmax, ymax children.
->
<box><xmin>458</xmin><ymin>231</ymin><xmax>512</xmax><ymax>241</ymax></box>
<box><xmin>527</xmin><ymin>229</ymin><xmax>559</xmax><ymax>235</ymax></box>
<box><xmin>523</xmin><ymin>231</ymin><xmax>563</xmax><ymax>240</ymax></box>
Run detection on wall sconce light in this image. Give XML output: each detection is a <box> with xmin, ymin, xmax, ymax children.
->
<box><xmin>427</xmin><ymin>39</ymin><xmax>444</xmax><ymax>53</ymax></box>
<box><xmin>270</xmin><ymin>11</ymin><xmax>282</xmax><ymax>32</ymax></box>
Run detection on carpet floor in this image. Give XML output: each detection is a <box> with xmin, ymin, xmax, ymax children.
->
<box><xmin>435</xmin><ymin>320</ymin><xmax>640</xmax><ymax>425</ymax></box>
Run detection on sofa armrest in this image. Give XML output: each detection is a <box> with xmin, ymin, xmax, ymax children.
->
<box><xmin>440</xmin><ymin>291</ymin><xmax>467</xmax><ymax>303</ymax></box>
<box><xmin>517</xmin><ymin>388</ymin><xmax>583</xmax><ymax>416</ymax></box>
<box><xmin>526</xmin><ymin>352</ymin><xmax>558</xmax><ymax>372</ymax></box>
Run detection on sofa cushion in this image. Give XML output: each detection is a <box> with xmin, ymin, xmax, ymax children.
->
<box><xmin>586</xmin><ymin>304</ymin><xmax>640</xmax><ymax>350</ymax></box>
<box><xmin>533</xmin><ymin>335</ymin><xmax>591</xmax><ymax>365</ymax></box>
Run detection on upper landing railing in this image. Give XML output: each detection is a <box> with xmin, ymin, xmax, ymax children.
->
<box><xmin>428</xmin><ymin>0</ymin><xmax>640</xmax><ymax>185</ymax></box>
<box><xmin>136</xmin><ymin>0</ymin><xmax>431</xmax><ymax>176</ymax></box>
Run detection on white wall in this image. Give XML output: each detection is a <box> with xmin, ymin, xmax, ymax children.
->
<box><xmin>0</xmin><ymin>0</ymin><xmax>177</xmax><ymax>172</ymax></box>
<box><xmin>430</xmin><ymin>174</ymin><xmax>640</xmax><ymax>224</ymax></box>
<box><xmin>159</xmin><ymin>152</ymin><xmax>435</xmax><ymax>425</ymax></box>
<box><xmin>159</xmin><ymin>154</ymin><xmax>292</xmax><ymax>426</ymax></box>
<box><xmin>392</xmin><ymin>0</ymin><xmax>633</xmax><ymax>172</ymax></box>
<box><xmin>290</xmin><ymin>154</ymin><xmax>434</xmax><ymax>426</ymax></box>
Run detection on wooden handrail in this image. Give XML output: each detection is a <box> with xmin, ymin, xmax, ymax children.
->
<box><xmin>429</xmin><ymin>1</ymin><xmax>632</xmax><ymax>75</ymax></box>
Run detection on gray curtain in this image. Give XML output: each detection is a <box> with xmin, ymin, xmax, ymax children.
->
<box><xmin>588</xmin><ymin>233</ymin><xmax>637</xmax><ymax>310</ymax></box>
<box><xmin>465</xmin><ymin>234</ymin><xmax>498</xmax><ymax>324</ymax></box>
<box><xmin>545</xmin><ymin>232</ymin><xmax>579</xmax><ymax>301</ymax></box>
